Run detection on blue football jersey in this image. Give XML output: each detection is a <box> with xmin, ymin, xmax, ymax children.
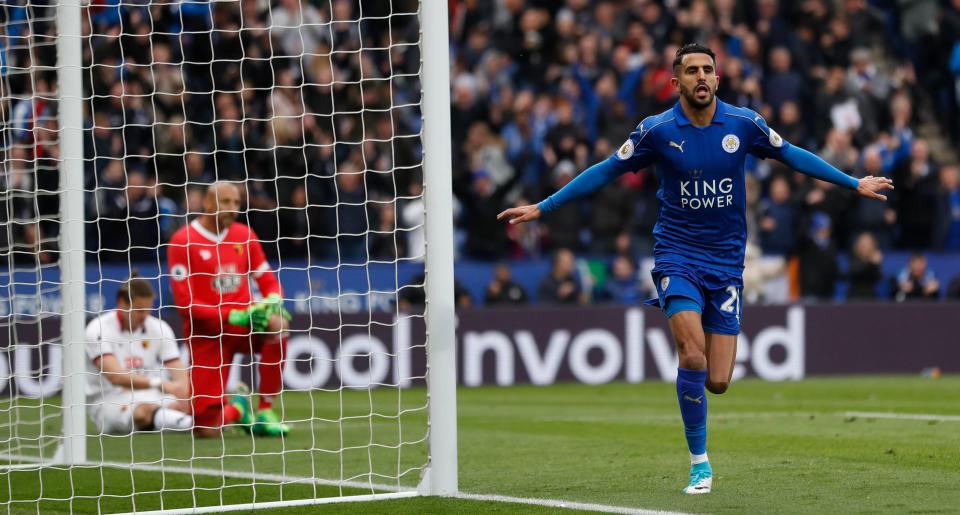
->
<box><xmin>607</xmin><ymin>100</ymin><xmax>789</xmax><ymax>273</ymax></box>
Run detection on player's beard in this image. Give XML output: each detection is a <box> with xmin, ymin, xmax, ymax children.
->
<box><xmin>681</xmin><ymin>82</ymin><xmax>715</xmax><ymax>110</ymax></box>
<box><xmin>217</xmin><ymin>212</ymin><xmax>237</xmax><ymax>231</ymax></box>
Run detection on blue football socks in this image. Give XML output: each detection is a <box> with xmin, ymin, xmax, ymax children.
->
<box><xmin>676</xmin><ymin>367</ymin><xmax>708</xmax><ymax>459</ymax></box>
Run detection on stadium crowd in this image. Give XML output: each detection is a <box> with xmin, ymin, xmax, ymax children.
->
<box><xmin>447</xmin><ymin>0</ymin><xmax>960</xmax><ymax>302</ymax></box>
<box><xmin>2</xmin><ymin>0</ymin><xmax>960</xmax><ymax>303</ymax></box>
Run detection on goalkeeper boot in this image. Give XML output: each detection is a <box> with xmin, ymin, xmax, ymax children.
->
<box><xmin>683</xmin><ymin>461</ymin><xmax>713</xmax><ymax>494</ymax></box>
<box><xmin>252</xmin><ymin>408</ymin><xmax>290</xmax><ymax>437</ymax></box>
<box><xmin>228</xmin><ymin>383</ymin><xmax>255</xmax><ymax>432</ymax></box>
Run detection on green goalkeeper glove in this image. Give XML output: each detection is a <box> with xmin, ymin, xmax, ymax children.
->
<box><xmin>260</xmin><ymin>293</ymin><xmax>292</xmax><ymax>321</ymax></box>
<box><xmin>249</xmin><ymin>304</ymin><xmax>272</xmax><ymax>332</ymax></box>
<box><xmin>227</xmin><ymin>308</ymin><xmax>252</xmax><ymax>327</ymax></box>
<box><xmin>228</xmin><ymin>295</ymin><xmax>289</xmax><ymax>332</ymax></box>
<box><xmin>227</xmin><ymin>305</ymin><xmax>272</xmax><ymax>332</ymax></box>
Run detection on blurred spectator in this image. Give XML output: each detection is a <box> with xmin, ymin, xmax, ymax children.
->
<box><xmin>598</xmin><ymin>255</ymin><xmax>644</xmax><ymax>304</ymax></box>
<box><xmin>124</xmin><ymin>172</ymin><xmax>161</xmax><ymax>263</ymax></box>
<box><xmin>847</xmin><ymin>48</ymin><xmax>890</xmax><ymax>125</ymax></box>
<box><xmin>541</xmin><ymin>99</ymin><xmax>587</xmax><ymax>173</ymax></box>
<box><xmin>894</xmin><ymin>139</ymin><xmax>939</xmax><ymax>249</ymax></box>
<box><xmin>457</xmin><ymin>170</ymin><xmax>518</xmax><ymax>260</ymax></box>
<box><xmin>484</xmin><ymin>263</ymin><xmax>529</xmax><ymax>306</ymax></box>
<box><xmin>466</xmin><ymin>121</ymin><xmax>516</xmax><ymax>186</ymax></box>
<box><xmin>542</xmin><ymin>161</ymin><xmax>583</xmax><ymax>251</ymax></box>
<box><xmin>763</xmin><ymin>47</ymin><xmax>804</xmax><ymax>113</ymax></box>
<box><xmin>369</xmin><ymin>202</ymin><xmax>406</xmax><ymax>261</ymax></box>
<box><xmin>849</xmin><ymin>147</ymin><xmax>895</xmax><ymax>248</ymax></box>
<box><xmin>799</xmin><ymin>213</ymin><xmax>839</xmax><ymax>300</ymax></box>
<box><xmin>846</xmin><ymin>232</ymin><xmax>883</xmax><ymax>300</ymax></box>
<box><xmin>279</xmin><ymin>184</ymin><xmax>311</xmax><ymax>260</ymax></box>
<box><xmin>334</xmin><ymin>164</ymin><xmax>369</xmax><ymax>263</ymax></box>
<box><xmin>590</xmin><ymin>175</ymin><xmax>636</xmax><ymax>254</ymax></box>
<box><xmin>894</xmin><ymin>253</ymin><xmax>940</xmax><ymax>302</ymax></box>
<box><xmin>151</xmin><ymin>179</ymin><xmax>183</xmax><ymax>241</ymax></box>
<box><xmin>537</xmin><ymin>248</ymin><xmax>584</xmax><ymax>305</ymax></box>
<box><xmin>505</xmin><ymin>195</ymin><xmax>545</xmax><ymax>259</ymax></box>
<box><xmin>776</xmin><ymin>101</ymin><xmax>809</xmax><ymax>149</ymax></box>
<box><xmin>759</xmin><ymin>175</ymin><xmax>796</xmax><ymax>255</ymax></box>
<box><xmin>613</xmin><ymin>232</ymin><xmax>639</xmax><ymax>262</ymax></box>
<box><xmin>742</xmin><ymin>241</ymin><xmax>785</xmax><ymax>304</ymax></box>
<box><xmin>271</xmin><ymin>0</ymin><xmax>327</xmax><ymax>69</ymax></box>
<box><xmin>934</xmin><ymin>164</ymin><xmax>960</xmax><ymax>250</ymax></box>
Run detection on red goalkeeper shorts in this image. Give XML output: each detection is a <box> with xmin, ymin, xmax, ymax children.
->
<box><xmin>188</xmin><ymin>334</ymin><xmax>269</xmax><ymax>428</ymax></box>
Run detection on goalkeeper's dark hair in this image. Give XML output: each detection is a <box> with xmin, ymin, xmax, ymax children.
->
<box><xmin>673</xmin><ymin>43</ymin><xmax>716</xmax><ymax>74</ymax></box>
<box><xmin>116</xmin><ymin>270</ymin><xmax>155</xmax><ymax>304</ymax></box>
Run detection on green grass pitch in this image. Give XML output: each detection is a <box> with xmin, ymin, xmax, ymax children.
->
<box><xmin>1</xmin><ymin>376</ymin><xmax>958</xmax><ymax>514</ymax></box>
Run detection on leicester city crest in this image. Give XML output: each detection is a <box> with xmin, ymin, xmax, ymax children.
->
<box><xmin>660</xmin><ymin>276</ymin><xmax>670</xmax><ymax>291</ymax></box>
<box><xmin>721</xmin><ymin>134</ymin><xmax>740</xmax><ymax>153</ymax></box>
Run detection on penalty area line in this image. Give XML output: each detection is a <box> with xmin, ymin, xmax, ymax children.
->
<box><xmin>841</xmin><ymin>411</ymin><xmax>960</xmax><ymax>422</ymax></box>
<box><xmin>455</xmin><ymin>492</ymin><xmax>694</xmax><ymax>515</ymax></box>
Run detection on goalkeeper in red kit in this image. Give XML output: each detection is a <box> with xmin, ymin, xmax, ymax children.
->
<box><xmin>167</xmin><ymin>182</ymin><xmax>291</xmax><ymax>437</ymax></box>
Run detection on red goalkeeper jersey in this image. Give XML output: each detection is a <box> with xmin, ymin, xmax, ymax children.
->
<box><xmin>167</xmin><ymin>220</ymin><xmax>281</xmax><ymax>337</ymax></box>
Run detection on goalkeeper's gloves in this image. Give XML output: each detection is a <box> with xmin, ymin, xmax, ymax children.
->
<box><xmin>227</xmin><ymin>307</ymin><xmax>252</xmax><ymax>327</ymax></box>
<box><xmin>227</xmin><ymin>305</ymin><xmax>272</xmax><ymax>332</ymax></box>
<box><xmin>260</xmin><ymin>293</ymin><xmax>292</xmax><ymax>321</ymax></box>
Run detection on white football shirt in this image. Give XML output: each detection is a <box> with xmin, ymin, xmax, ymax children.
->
<box><xmin>84</xmin><ymin>311</ymin><xmax>181</xmax><ymax>402</ymax></box>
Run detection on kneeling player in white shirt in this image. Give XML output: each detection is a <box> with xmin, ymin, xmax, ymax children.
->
<box><xmin>85</xmin><ymin>276</ymin><xmax>192</xmax><ymax>434</ymax></box>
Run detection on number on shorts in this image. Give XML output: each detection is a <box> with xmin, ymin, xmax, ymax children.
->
<box><xmin>720</xmin><ymin>285</ymin><xmax>739</xmax><ymax>318</ymax></box>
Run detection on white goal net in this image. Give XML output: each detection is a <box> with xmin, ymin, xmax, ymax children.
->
<box><xmin>0</xmin><ymin>0</ymin><xmax>456</xmax><ymax>512</ymax></box>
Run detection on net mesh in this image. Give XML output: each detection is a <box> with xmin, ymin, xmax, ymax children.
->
<box><xmin>0</xmin><ymin>0</ymin><xmax>432</xmax><ymax>511</ymax></box>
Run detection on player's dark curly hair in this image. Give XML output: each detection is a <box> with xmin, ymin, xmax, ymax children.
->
<box><xmin>672</xmin><ymin>43</ymin><xmax>716</xmax><ymax>73</ymax></box>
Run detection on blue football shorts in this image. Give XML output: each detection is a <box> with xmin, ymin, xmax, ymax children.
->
<box><xmin>645</xmin><ymin>263</ymin><xmax>744</xmax><ymax>335</ymax></box>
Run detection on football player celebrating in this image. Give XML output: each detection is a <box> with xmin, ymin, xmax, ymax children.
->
<box><xmin>500</xmin><ymin>43</ymin><xmax>893</xmax><ymax>494</ymax></box>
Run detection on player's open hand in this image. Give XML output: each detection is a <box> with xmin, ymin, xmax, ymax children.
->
<box><xmin>856</xmin><ymin>175</ymin><xmax>894</xmax><ymax>201</ymax></box>
<box><xmin>497</xmin><ymin>204</ymin><xmax>541</xmax><ymax>225</ymax></box>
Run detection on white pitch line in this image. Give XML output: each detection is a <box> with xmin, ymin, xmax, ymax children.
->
<box><xmin>1</xmin><ymin>454</ymin><xmax>692</xmax><ymax>515</ymax></box>
<box><xmin>538</xmin><ymin>411</ymin><xmax>812</xmax><ymax>424</ymax></box>
<box><xmin>117</xmin><ymin>492</ymin><xmax>419</xmax><ymax>515</ymax></box>
<box><xmin>841</xmin><ymin>411</ymin><xmax>960</xmax><ymax>422</ymax></box>
<box><xmin>456</xmin><ymin>492</ymin><xmax>693</xmax><ymax>515</ymax></box>
<box><xmin>0</xmin><ymin>453</ymin><xmax>412</xmax><ymax>493</ymax></box>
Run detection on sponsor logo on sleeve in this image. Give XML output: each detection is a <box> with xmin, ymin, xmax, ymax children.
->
<box><xmin>769</xmin><ymin>128</ymin><xmax>784</xmax><ymax>148</ymax></box>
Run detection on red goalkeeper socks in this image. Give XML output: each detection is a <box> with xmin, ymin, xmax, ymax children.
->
<box><xmin>258</xmin><ymin>336</ymin><xmax>287</xmax><ymax>410</ymax></box>
<box><xmin>258</xmin><ymin>395</ymin><xmax>274</xmax><ymax>410</ymax></box>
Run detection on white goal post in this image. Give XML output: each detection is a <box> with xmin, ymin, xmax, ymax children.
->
<box><xmin>0</xmin><ymin>0</ymin><xmax>457</xmax><ymax>511</ymax></box>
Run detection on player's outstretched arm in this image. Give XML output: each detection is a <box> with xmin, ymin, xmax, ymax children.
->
<box><xmin>779</xmin><ymin>145</ymin><xmax>894</xmax><ymax>200</ymax></box>
<box><xmin>497</xmin><ymin>159</ymin><xmax>624</xmax><ymax>225</ymax></box>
